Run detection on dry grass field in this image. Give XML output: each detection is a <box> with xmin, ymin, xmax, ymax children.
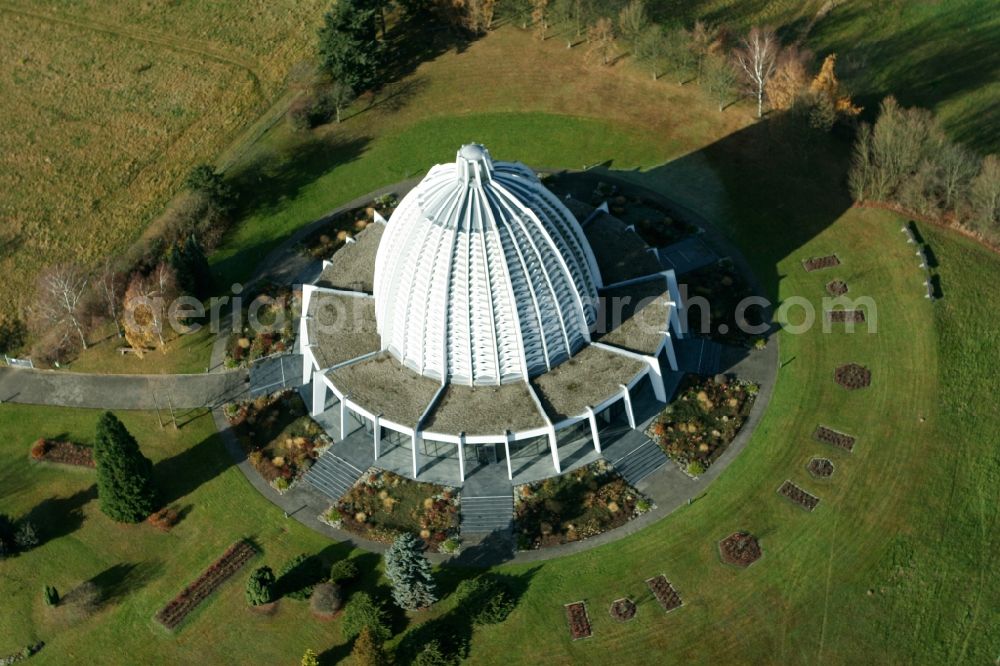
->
<box><xmin>0</xmin><ymin>0</ymin><xmax>326</xmax><ymax>318</ymax></box>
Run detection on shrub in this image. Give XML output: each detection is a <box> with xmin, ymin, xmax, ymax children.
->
<box><xmin>351</xmin><ymin>627</ymin><xmax>388</xmax><ymax>666</ymax></box>
<box><xmin>342</xmin><ymin>592</ymin><xmax>391</xmax><ymax>642</ymax></box>
<box><xmin>301</xmin><ymin>648</ymin><xmax>319</xmax><ymax>666</ymax></box>
<box><xmin>14</xmin><ymin>521</ymin><xmax>38</xmax><ymax>551</ymax></box>
<box><xmin>147</xmin><ymin>507</ymin><xmax>180</xmax><ymax>532</ymax></box>
<box><xmin>439</xmin><ymin>537</ymin><xmax>460</xmax><ymax>554</ymax></box>
<box><xmin>329</xmin><ymin>558</ymin><xmax>358</xmax><ymax>583</ymax></box>
<box><xmin>42</xmin><ymin>585</ymin><xmax>59</xmax><ymax>607</ymax></box>
<box><xmin>636</xmin><ymin>498</ymin><xmax>652</xmax><ymax>513</ymax></box>
<box><xmin>310</xmin><ymin>582</ymin><xmax>343</xmax><ymax>617</ymax></box>
<box><xmin>687</xmin><ymin>461</ymin><xmax>706</xmax><ymax>477</ymax></box>
<box><xmin>753</xmin><ymin>337</ymin><xmax>767</xmax><ymax>350</ymax></box>
<box><xmin>61</xmin><ymin>581</ymin><xmax>100</xmax><ymax>619</ymax></box>
<box><xmin>413</xmin><ymin>640</ymin><xmax>451</xmax><ymax>666</ymax></box>
<box><xmin>276</xmin><ymin>554</ymin><xmax>323</xmax><ymax>601</ymax></box>
<box><xmin>245</xmin><ymin>565</ymin><xmax>276</xmax><ymax>606</ymax></box>
<box><xmin>273</xmin><ymin>477</ymin><xmax>290</xmax><ymax>492</ymax></box>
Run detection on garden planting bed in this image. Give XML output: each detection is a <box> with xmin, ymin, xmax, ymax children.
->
<box><xmin>718</xmin><ymin>532</ymin><xmax>762</xmax><ymax>567</ymax></box>
<box><xmin>224</xmin><ymin>283</ymin><xmax>299</xmax><ymax>368</ymax></box>
<box><xmin>647</xmin><ymin>375</ymin><xmax>757</xmax><ymax>476</ymax></box>
<box><xmin>777</xmin><ymin>480</ymin><xmax>820</xmax><ymax>511</ymax></box>
<box><xmin>813</xmin><ymin>425</ymin><xmax>856</xmax><ymax>452</ymax></box>
<box><xmin>514</xmin><ymin>460</ymin><xmax>650</xmax><ymax>549</ymax></box>
<box><xmin>803</xmin><ymin>255</ymin><xmax>841</xmax><ymax>271</ymax></box>
<box><xmin>807</xmin><ymin>458</ymin><xmax>836</xmax><ymax>478</ymax></box>
<box><xmin>681</xmin><ymin>260</ymin><xmax>762</xmax><ymax>345</ymax></box>
<box><xmin>835</xmin><ymin>363</ymin><xmax>871</xmax><ymax>389</ymax></box>
<box><xmin>609</xmin><ymin>598</ymin><xmax>637</xmax><ymax>622</ymax></box>
<box><xmin>300</xmin><ymin>194</ymin><xmax>396</xmax><ymax>259</ymax></box>
<box><xmin>336</xmin><ymin>469</ymin><xmax>459</xmax><ymax>551</ymax></box>
<box><xmin>155</xmin><ymin>540</ymin><xmax>256</xmax><ymax>630</ymax></box>
<box><xmin>29</xmin><ymin>439</ymin><xmax>93</xmax><ymax>468</ymax></box>
<box><xmin>826</xmin><ymin>309</ymin><xmax>866</xmax><ymax>323</ymax></box>
<box><xmin>826</xmin><ymin>280</ymin><xmax>849</xmax><ymax>296</ymax></box>
<box><xmin>226</xmin><ymin>391</ymin><xmax>328</xmax><ymax>492</ymax></box>
<box><xmin>564</xmin><ymin>601</ymin><xmax>592</xmax><ymax>640</ymax></box>
<box><xmin>646</xmin><ymin>575</ymin><xmax>683</xmax><ymax>613</ymax></box>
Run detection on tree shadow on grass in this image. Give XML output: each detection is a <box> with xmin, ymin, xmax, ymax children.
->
<box><xmin>88</xmin><ymin>560</ymin><xmax>164</xmax><ymax>605</ymax></box>
<box><xmin>393</xmin><ymin>567</ymin><xmax>540</xmax><ymax>664</ymax></box>
<box><xmin>153</xmin><ymin>434</ymin><xmax>231</xmax><ymax>506</ymax></box>
<box><xmin>23</xmin><ymin>485</ymin><xmax>96</xmax><ymax>544</ymax></box>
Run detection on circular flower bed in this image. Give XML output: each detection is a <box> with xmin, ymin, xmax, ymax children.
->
<box><xmin>834</xmin><ymin>363</ymin><xmax>871</xmax><ymax>390</ymax></box>
<box><xmin>807</xmin><ymin>458</ymin><xmax>835</xmax><ymax>478</ymax></box>
<box><xmin>609</xmin><ymin>598</ymin><xmax>637</xmax><ymax>622</ymax></box>
<box><xmin>719</xmin><ymin>531</ymin><xmax>762</xmax><ymax>567</ymax></box>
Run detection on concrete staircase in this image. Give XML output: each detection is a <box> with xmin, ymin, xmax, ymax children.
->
<box><xmin>303</xmin><ymin>452</ymin><xmax>365</xmax><ymax>501</ymax></box>
<box><xmin>460</xmin><ymin>494</ymin><xmax>514</xmax><ymax>534</ymax></box>
<box><xmin>610</xmin><ymin>439</ymin><xmax>669</xmax><ymax>486</ymax></box>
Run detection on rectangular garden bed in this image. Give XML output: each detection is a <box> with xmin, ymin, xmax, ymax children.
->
<box><xmin>826</xmin><ymin>309</ymin><xmax>866</xmax><ymax>323</ymax></box>
<box><xmin>647</xmin><ymin>375</ymin><xmax>757</xmax><ymax>476</ymax></box>
<box><xmin>514</xmin><ymin>460</ymin><xmax>651</xmax><ymax>550</ymax></box>
<box><xmin>564</xmin><ymin>601</ymin><xmax>592</xmax><ymax>640</ymax></box>
<box><xmin>802</xmin><ymin>255</ymin><xmax>841</xmax><ymax>271</ymax></box>
<box><xmin>813</xmin><ymin>425</ymin><xmax>856</xmax><ymax>452</ymax></box>
<box><xmin>646</xmin><ymin>574</ymin><xmax>683</xmax><ymax>612</ymax></box>
<box><xmin>777</xmin><ymin>480</ymin><xmax>820</xmax><ymax>511</ymax></box>
<box><xmin>155</xmin><ymin>540</ymin><xmax>256</xmax><ymax>630</ymax></box>
<box><xmin>29</xmin><ymin>439</ymin><xmax>94</xmax><ymax>468</ymax></box>
<box><xmin>337</xmin><ymin>469</ymin><xmax>459</xmax><ymax>551</ymax></box>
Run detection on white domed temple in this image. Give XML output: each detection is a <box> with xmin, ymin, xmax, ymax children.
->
<box><xmin>300</xmin><ymin>145</ymin><xmax>685</xmax><ymax>484</ymax></box>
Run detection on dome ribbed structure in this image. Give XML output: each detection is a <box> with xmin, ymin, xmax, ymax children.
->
<box><xmin>374</xmin><ymin>144</ymin><xmax>602</xmax><ymax>386</ymax></box>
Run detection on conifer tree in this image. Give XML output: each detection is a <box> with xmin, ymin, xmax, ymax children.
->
<box><xmin>94</xmin><ymin>412</ymin><xmax>157</xmax><ymax>523</ymax></box>
<box><xmin>383</xmin><ymin>533</ymin><xmax>437</xmax><ymax>611</ymax></box>
<box><xmin>246</xmin><ymin>565</ymin><xmax>276</xmax><ymax>606</ymax></box>
<box><xmin>350</xmin><ymin>627</ymin><xmax>388</xmax><ymax>666</ymax></box>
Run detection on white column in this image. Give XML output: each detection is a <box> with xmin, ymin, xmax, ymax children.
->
<box><xmin>620</xmin><ymin>384</ymin><xmax>636</xmax><ymax>429</ymax></box>
<box><xmin>301</xmin><ymin>344</ymin><xmax>313</xmax><ymax>386</ymax></box>
<box><xmin>340</xmin><ymin>399</ymin><xmax>348</xmax><ymax>441</ymax></box>
<box><xmin>586</xmin><ymin>407</ymin><xmax>601</xmax><ymax>453</ymax></box>
<box><xmin>665</xmin><ymin>270</ymin><xmax>685</xmax><ymax>338</ymax></box>
<box><xmin>668</xmin><ymin>302</ymin><xmax>684</xmax><ymax>340</ymax></box>
<box><xmin>311</xmin><ymin>372</ymin><xmax>326</xmax><ymax>416</ymax></box>
<box><xmin>411</xmin><ymin>431</ymin><xmax>420</xmax><ymax>479</ymax></box>
<box><xmin>504</xmin><ymin>433</ymin><xmax>514</xmax><ymax>481</ymax></box>
<box><xmin>457</xmin><ymin>433</ymin><xmax>466</xmax><ymax>483</ymax></box>
<box><xmin>645</xmin><ymin>357</ymin><xmax>667</xmax><ymax>402</ymax></box>
<box><xmin>547</xmin><ymin>426</ymin><xmax>561</xmax><ymax>474</ymax></box>
<box><xmin>662</xmin><ymin>332</ymin><xmax>679</xmax><ymax>371</ymax></box>
<box><xmin>373</xmin><ymin>415</ymin><xmax>381</xmax><ymax>460</ymax></box>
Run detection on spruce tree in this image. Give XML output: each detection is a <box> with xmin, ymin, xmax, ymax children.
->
<box><xmin>317</xmin><ymin>0</ymin><xmax>381</xmax><ymax>94</ymax></box>
<box><xmin>383</xmin><ymin>533</ymin><xmax>437</xmax><ymax>611</ymax></box>
<box><xmin>94</xmin><ymin>412</ymin><xmax>157</xmax><ymax>523</ymax></box>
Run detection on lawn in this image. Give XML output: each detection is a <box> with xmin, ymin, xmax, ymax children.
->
<box><xmin>2</xmin><ymin>9</ymin><xmax>999</xmax><ymax>666</ymax></box>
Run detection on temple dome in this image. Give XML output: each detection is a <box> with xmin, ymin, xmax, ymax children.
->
<box><xmin>373</xmin><ymin>144</ymin><xmax>602</xmax><ymax>386</ymax></box>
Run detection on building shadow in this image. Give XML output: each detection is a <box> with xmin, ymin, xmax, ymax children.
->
<box><xmin>152</xmin><ymin>434</ymin><xmax>232</xmax><ymax>506</ymax></box>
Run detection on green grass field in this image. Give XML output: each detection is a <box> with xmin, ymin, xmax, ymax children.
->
<box><xmin>2</xmin><ymin>8</ymin><xmax>999</xmax><ymax>665</ymax></box>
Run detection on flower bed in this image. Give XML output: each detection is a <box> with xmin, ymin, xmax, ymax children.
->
<box><xmin>807</xmin><ymin>458</ymin><xmax>835</xmax><ymax>478</ymax></box>
<box><xmin>514</xmin><ymin>460</ymin><xmax>650</xmax><ymax>550</ymax></box>
<box><xmin>564</xmin><ymin>601</ymin><xmax>592</xmax><ymax>640</ymax></box>
<box><xmin>29</xmin><ymin>439</ymin><xmax>94</xmax><ymax>468</ymax></box>
<box><xmin>609</xmin><ymin>598</ymin><xmax>636</xmax><ymax>622</ymax></box>
<box><xmin>826</xmin><ymin>309</ymin><xmax>866</xmax><ymax>323</ymax></box>
<box><xmin>155</xmin><ymin>540</ymin><xmax>256</xmax><ymax>630</ymax></box>
<box><xmin>337</xmin><ymin>469</ymin><xmax>458</xmax><ymax>550</ymax></box>
<box><xmin>300</xmin><ymin>195</ymin><xmax>396</xmax><ymax>259</ymax></box>
<box><xmin>803</xmin><ymin>255</ymin><xmax>840</xmax><ymax>271</ymax></box>
<box><xmin>226</xmin><ymin>391</ymin><xmax>328</xmax><ymax>490</ymax></box>
<box><xmin>645</xmin><ymin>574</ymin><xmax>683</xmax><ymax>612</ymax></box>
<box><xmin>826</xmin><ymin>280</ymin><xmax>849</xmax><ymax>296</ymax></box>
<box><xmin>777</xmin><ymin>480</ymin><xmax>820</xmax><ymax>511</ymax></box>
<box><xmin>718</xmin><ymin>532</ymin><xmax>762</xmax><ymax>567</ymax></box>
<box><xmin>834</xmin><ymin>363</ymin><xmax>871</xmax><ymax>389</ymax></box>
<box><xmin>224</xmin><ymin>284</ymin><xmax>299</xmax><ymax>368</ymax></box>
<box><xmin>647</xmin><ymin>375</ymin><xmax>757</xmax><ymax>474</ymax></box>
<box><xmin>681</xmin><ymin>260</ymin><xmax>762</xmax><ymax>346</ymax></box>
<box><xmin>813</xmin><ymin>425</ymin><xmax>856</xmax><ymax>452</ymax></box>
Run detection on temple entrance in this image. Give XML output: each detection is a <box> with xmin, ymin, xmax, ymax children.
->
<box><xmin>465</xmin><ymin>442</ymin><xmax>506</xmax><ymax>468</ymax></box>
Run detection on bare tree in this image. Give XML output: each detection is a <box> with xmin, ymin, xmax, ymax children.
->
<box><xmin>532</xmin><ymin>0</ymin><xmax>549</xmax><ymax>40</ymax></box>
<box><xmin>33</xmin><ymin>265</ymin><xmax>90</xmax><ymax>350</ymax></box>
<box><xmin>936</xmin><ymin>140</ymin><xmax>977</xmax><ymax>212</ymax></box>
<box><xmin>123</xmin><ymin>264</ymin><xmax>179</xmax><ymax>356</ymax></box>
<box><xmin>702</xmin><ymin>52</ymin><xmax>738</xmax><ymax>111</ymax></box>
<box><xmin>734</xmin><ymin>26</ymin><xmax>779</xmax><ymax>118</ymax></box>
<box><xmin>586</xmin><ymin>17</ymin><xmax>616</xmax><ymax>65</ymax></box>
<box><xmin>633</xmin><ymin>25</ymin><xmax>666</xmax><ymax>79</ymax></box>
<box><xmin>617</xmin><ymin>0</ymin><xmax>648</xmax><ymax>50</ymax></box>
<box><xmin>969</xmin><ymin>155</ymin><xmax>1000</xmax><ymax>232</ymax></box>
<box><xmin>97</xmin><ymin>259</ymin><xmax>124</xmax><ymax>338</ymax></box>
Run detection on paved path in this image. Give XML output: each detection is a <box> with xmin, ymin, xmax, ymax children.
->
<box><xmin>0</xmin><ymin>367</ymin><xmax>248</xmax><ymax>410</ymax></box>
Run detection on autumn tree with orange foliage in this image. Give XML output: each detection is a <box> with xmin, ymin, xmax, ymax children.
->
<box><xmin>123</xmin><ymin>264</ymin><xmax>178</xmax><ymax>358</ymax></box>
<box><xmin>807</xmin><ymin>54</ymin><xmax>862</xmax><ymax>130</ymax></box>
<box><xmin>765</xmin><ymin>47</ymin><xmax>810</xmax><ymax>111</ymax></box>
<box><xmin>586</xmin><ymin>17</ymin><xmax>616</xmax><ymax>65</ymax></box>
